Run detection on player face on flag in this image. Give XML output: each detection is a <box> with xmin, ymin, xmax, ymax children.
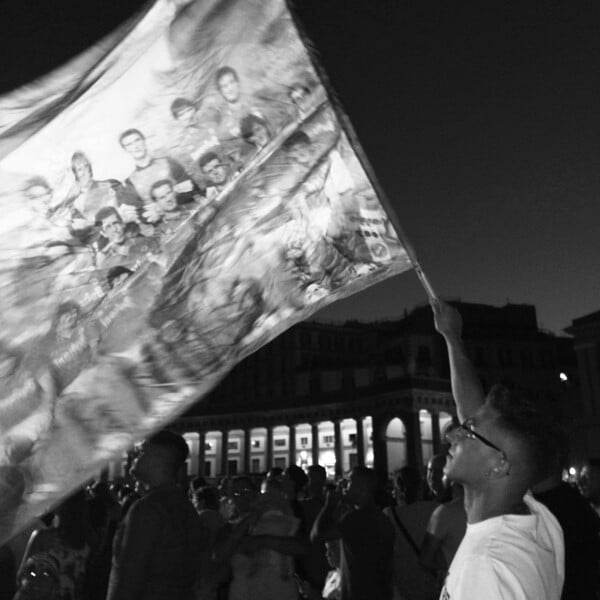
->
<box><xmin>0</xmin><ymin>0</ymin><xmax>413</xmax><ymax>542</ymax></box>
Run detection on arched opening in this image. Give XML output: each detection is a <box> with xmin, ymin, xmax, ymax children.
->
<box><xmin>183</xmin><ymin>432</ymin><xmax>200</xmax><ymax>476</ymax></box>
<box><xmin>272</xmin><ymin>425</ymin><xmax>290</xmax><ymax>471</ymax></box>
<box><xmin>249</xmin><ymin>427</ymin><xmax>267</xmax><ymax>474</ymax></box>
<box><xmin>227</xmin><ymin>429</ymin><xmax>244</xmax><ymax>475</ymax></box>
<box><xmin>317</xmin><ymin>421</ymin><xmax>336</xmax><ymax>478</ymax></box>
<box><xmin>204</xmin><ymin>431</ymin><xmax>221</xmax><ymax>478</ymax></box>
<box><xmin>386</xmin><ymin>417</ymin><xmax>406</xmax><ymax>472</ymax></box>
<box><xmin>295</xmin><ymin>422</ymin><xmax>312</xmax><ymax>468</ymax></box>
<box><xmin>363</xmin><ymin>416</ymin><xmax>374</xmax><ymax>469</ymax></box>
<box><xmin>419</xmin><ymin>410</ymin><xmax>434</xmax><ymax>466</ymax></box>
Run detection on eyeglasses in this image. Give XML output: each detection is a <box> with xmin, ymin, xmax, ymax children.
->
<box><xmin>446</xmin><ymin>421</ymin><xmax>506</xmax><ymax>457</ymax></box>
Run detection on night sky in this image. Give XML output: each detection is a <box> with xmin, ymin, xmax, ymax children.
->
<box><xmin>1</xmin><ymin>0</ymin><xmax>598</xmax><ymax>334</ymax></box>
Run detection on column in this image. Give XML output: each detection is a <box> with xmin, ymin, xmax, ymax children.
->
<box><xmin>405</xmin><ymin>412</ymin><xmax>423</xmax><ymax>469</ymax></box>
<box><xmin>431</xmin><ymin>412</ymin><xmax>441</xmax><ymax>454</ymax></box>
<box><xmin>243</xmin><ymin>428</ymin><xmax>251</xmax><ymax>474</ymax></box>
<box><xmin>371</xmin><ymin>414</ymin><xmax>388</xmax><ymax>477</ymax></box>
<box><xmin>333</xmin><ymin>420</ymin><xmax>343</xmax><ymax>477</ymax></box>
<box><xmin>220</xmin><ymin>429</ymin><xmax>229</xmax><ymax>476</ymax></box>
<box><xmin>355</xmin><ymin>417</ymin><xmax>365</xmax><ymax>466</ymax></box>
<box><xmin>197</xmin><ymin>431</ymin><xmax>206</xmax><ymax>477</ymax></box>
<box><xmin>266</xmin><ymin>426</ymin><xmax>273</xmax><ymax>470</ymax></box>
<box><xmin>311</xmin><ymin>423</ymin><xmax>319</xmax><ymax>465</ymax></box>
<box><xmin>288</xmin><ymin>424</ymin><xmax>297</xmax><ymax>467</ymax></box>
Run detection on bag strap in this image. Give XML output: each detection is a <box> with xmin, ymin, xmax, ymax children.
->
<box><xmin>391</xmin><ymin>507</ymin><xmax>421</xmax><ymax>557</ymax></box>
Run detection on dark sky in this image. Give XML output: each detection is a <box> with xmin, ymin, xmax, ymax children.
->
<box><xmin>1</xmin><ymin>0</ymin><xmax>598</xmax><ymax>334</ymax></box>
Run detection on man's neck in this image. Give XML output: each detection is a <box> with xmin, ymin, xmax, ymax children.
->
<box><xmin>135</xmin><ymin>156</ymin><xmax>153</xmax><ymax>169</ymax></box>
<box><xmin>463</xmin><ymin>486</ymin><xmax>529</xmax><ymax>524</ymax></box>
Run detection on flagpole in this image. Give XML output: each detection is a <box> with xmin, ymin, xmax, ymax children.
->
<box><xmin>385</xmin><ymin>213</ymin><xmax>439</xmax><ymax>302</ymax></box>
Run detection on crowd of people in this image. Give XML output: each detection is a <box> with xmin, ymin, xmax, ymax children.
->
<box><xmin>2</xmin><ymin>300</ymin><xmax>600</xmax><ymax>600</ymax></box>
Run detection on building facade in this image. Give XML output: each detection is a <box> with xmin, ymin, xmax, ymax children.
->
<box><xmin>565</xmin><ymin>309</ymin><xmax>600</xmax><ymax>461</ymax></box>
<box><xmin>106</xmin><ymin>301</ymin><xmax>577</xmax><ymax>480</ymax></box>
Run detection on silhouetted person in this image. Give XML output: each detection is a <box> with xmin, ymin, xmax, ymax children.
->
<box><xmin>298</xmin><ymin>465</ymin><xmax>330</xmax><ymax>598</ymax></box>
<box><xmin>533</xmin><ymin>435</ymin><xmax>600</xmax><ymax>599</ymax></box>
<box><xmin>312</xmin><ymin>466</ymin><xmax>394</xmax><ymax>600</ymax></box>
<box><xmin>16</xmin><ymin>489</ymin><xmax>91</xmax><ymax>600</ymax></box>
<box><xmin>578</xmin><ymin>458</ymin><xmax>600</xmax><ymax>517</ymax></box>
<box><xmin>426</xmin><ymin>453</ymin><xmax>451</xmax><ymax>502</ymax></box>
<box><xmin>384</xmin><ymin>466</ymin><xmax>439</xmax><ymax>600</ymax></box>
<box><xmin>106</xmin><ymin>430</ymin><xmax>204</xmax><ymax>600</ymax></box>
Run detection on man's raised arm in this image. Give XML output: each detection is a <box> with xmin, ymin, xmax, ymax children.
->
<box><xmin>431</xmin><ymin>299</ymin><xmax>484</xmax><ymax>422</ymax></box>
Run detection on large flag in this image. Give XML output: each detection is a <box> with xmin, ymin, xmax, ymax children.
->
<box><xmin>0</xmin><ymin>0</ymin><xmax>414</xmax><ymax>542</ymax></box>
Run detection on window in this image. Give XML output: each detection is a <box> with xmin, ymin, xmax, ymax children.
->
<box><xmin>348</xmin><ymin>433</ymin><xmax>357</xmax><ymax>446</ymax></box>
<box><xmin>227</xmin><ymin>441</ymin><xmax>239</xmax><ymax>451</ymax></box>
<box><xmin>251</xmin><ymin>458</ymin><xmax>261</xmax><ymax>473</ymax></box>
<box><xmin>323</xmin><ymin>435</ymin><xmax>334</xmax><ymax>446</ymax></box>
<box><xmin>227</xmin><ymin>460</ymin><xmax>238</xmax><ymax>475</ymax></box>
<box><xmin>251</xmin><ymin>439</ymin><xmax>261</xmax><ymax>449</ymax></box>
<box><xmin>274</xmin><ymin>438</ymin><xmax>287</xmax><ymax>448</ymax></box>
<box><xmin>205</xmin><ymin>442</ymin><xmax>213</xmax><ymax>451</ymax></box>
<box><xmin>204</xmin><ymin>461</ymin><xmax>211</xmax><ymax>476</ymax></box>
<box><xmin>300</xmin><ymin>436</ymin><xmax>309</xmax><ymax>447</ymax></box>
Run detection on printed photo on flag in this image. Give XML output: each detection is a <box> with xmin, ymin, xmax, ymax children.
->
<box><xmin>0</xmin><ymin>0</ymin><xmax>414</xmax><ymax>543</ymax></box>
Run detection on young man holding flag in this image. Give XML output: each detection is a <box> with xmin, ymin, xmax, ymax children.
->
<box><xmin>431</xmin><ymin>299</ymin><xmax>564</xmax><ymax>599</ymax></box>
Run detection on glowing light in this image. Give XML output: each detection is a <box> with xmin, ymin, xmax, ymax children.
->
<box><xmin>569</xmin><ymin>467</ymin><xmax>577</xmax><ymax>476</ymax></box>
<box><xmin>559</xmin><ymin>372</ymin><xmax>568</xmax><ymax>382</ymax></box>
<box><xmin>320</xmin><ymin>450</ymin><xmax>336</xmax><ymax>466</ymax></box>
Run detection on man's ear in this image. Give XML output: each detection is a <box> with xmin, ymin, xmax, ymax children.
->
<box><xmin>486</xmin><ymin>455</ymin><xmax>510</xmax><ymax>479</ymax></box>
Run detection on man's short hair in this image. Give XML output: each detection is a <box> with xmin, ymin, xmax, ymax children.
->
<box><xmin>146</xmin><ymin>430</ymin><xmax>189</xmax><ymax>470</ymax></box>
<box><xmin>394</xmin><ymin>466</ymin><xmax>422</xmax><ymax>504</ymax></box>
<box><xmin>193</xmin><ymin>486</ymin><xmax>220</xmax><ymax>511</ymax></box>
<box><xmin>149</xmin><ymin>179</ymin><xmax>173</xmax><ymax>199</ymax></box>
<box><xmin>307</xmin><ymin>464</ymin><xmax>326</xmax><ymax>481</ymax></box>
<box><xmin>282</xmin><ymin>130</ymin><xmax>311</xmax><ymax>150</ymax></box>
<box><xmin>198</xmin><ymin>151</ymin><xmax>221</xmax><ymax>170</ymax></box>
<box><xmin>487</xmin><ymin>384</ymin><xmax>559</xmax><ymax>482</ymax></box>
<box><xmin>118</xmin><ymin>128</ymin><xmax>145</xmax><ymax>147</ymax></box>
<box><xmin>240</xmin><ymin>114</ymin><xmax>270</xmax><ymax>142</ymax></box>
<box><xmin>106</xmin><ymin>266</ymin><xmax>134</xmax><ymax>290</ymax></box>
<box><xmin>351</xmin><ymin>465</ymin><xmax>378</xmax><ymax>496</ymax></box>
<box><xmin>95</xmin><ymin>206</ymin><xmax>122</xmax><ymax>227</ymax></box>
<box><xmin>170</xmin><ymin>97</ymin><xmax>194</xmax><ymax>119</ymax></box>
<box><xmin>215</xmin><ymin>65</ymin><xmax>238</xmax><ymax>85</ymax></box>
<box><xmin>285</xmin><ymin>465</ymin><xmax>308</xmax><ymax>495</ymax></box>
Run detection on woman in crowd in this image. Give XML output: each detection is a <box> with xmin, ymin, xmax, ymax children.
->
<box><xmin>15</xmin><ymin>489</ymin><xmax>91</xmax><ymax>600</ymax></box>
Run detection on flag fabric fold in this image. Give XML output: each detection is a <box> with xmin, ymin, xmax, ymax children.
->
<box><xmin>0</xmin><ymin>0</ymin><xmax>413</xmax><ymax>543</ymax></box>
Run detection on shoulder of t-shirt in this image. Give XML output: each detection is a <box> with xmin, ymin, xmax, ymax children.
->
<box><xmin>447</xmin><ymin>553</ymin><xmax>506</xmax><ymax>600</ymax></box>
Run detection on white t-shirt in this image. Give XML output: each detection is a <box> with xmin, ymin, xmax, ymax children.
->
<box><xmin>440</xmin><ymin>494</ymin><xmax>564</xmax><ymax>600</ymax></box>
